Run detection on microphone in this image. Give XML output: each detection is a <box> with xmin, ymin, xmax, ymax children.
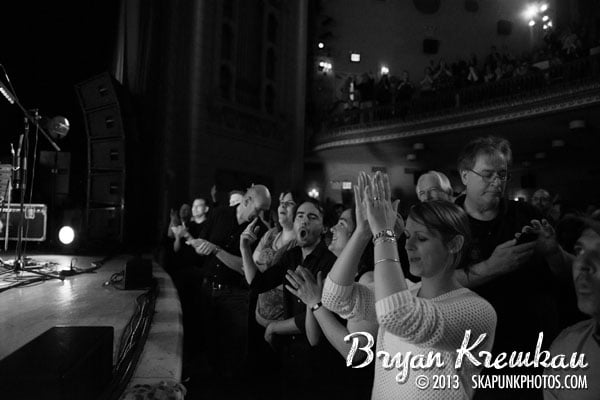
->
<box><xmin>0</xmin><ymin>81</ymin><xmax>15</xmax><ymax>104</ymax></box>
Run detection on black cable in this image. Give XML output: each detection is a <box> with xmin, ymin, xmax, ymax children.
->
<box><xmin>100</xmin><ymin>279</ymin><xmax>158</xmax><ymax>400</ymax></box>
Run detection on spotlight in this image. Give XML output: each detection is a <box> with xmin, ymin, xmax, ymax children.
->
<box><xmin>59</xmin><ymin>226</ymin><xmax>75</xmax><ymax>245</ymax></box>
<box><xmin>308</xmin><ymin>188</ymin><xmax>319</xmax><ymax>199</ymax></box>
<box><xmin>540</xmin><ymin>3</ymin><xmax>548</xmax><ymax>12</ymax></box>
<box><xmin>542</xmin><ymin>15</ymin><xmax>549</xmax><ymax>22</ymax></box>
<box><xmin>543</xmin><ymin>24</ymin><xmax>548</xmax><ymax>30</ymax></box>
<box><xmin>524</xmin><ymin>5</ymin><xmax>539</xmax><ymax>19</ymax></box>
<box><xmin>547</xmin><ymin>21</ymin><xmax>552</xmax><ymax>27</ymax></box>
<box><xmin>380</xmin><ymin>66</ymin><xmax>389</xmax><ymax>75</ymax></box>
<box><xmin>529</xmin><ymin>20</ymin><xmax>536</xmax><ymax>27</ymax></box>
<box><xmin>318</xmin><ymin>42</ymin><xmax>325</xmax><ymax>49</ymax></box>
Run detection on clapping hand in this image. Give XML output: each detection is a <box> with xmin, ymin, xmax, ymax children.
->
<box><xmin>364</xmin><ymin>172</ymin><xmax>401</xmax><ymax>236</ymax></box>
<box><xmin>187</xmin><ymin>238</ymin><xmax>218</xmax><ymax>255</ymax></box>
<box><xmin>353</xmin><ymin>172</ymin><xmax>370</xmax><ymax>236</ymax></box>
<box><xmin>285</xmin><ymin>266</ymin><xmax>324</xmax><ymax>308</ymax></box>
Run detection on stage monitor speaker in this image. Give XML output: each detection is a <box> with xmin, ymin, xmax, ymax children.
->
<box><xmin>423</xmin><ymin>38</ymin><xmax>440</xmax><ymax>54</ymax></box>
<box><xmin>87</xmin><ymin>207</ymin><xmax>123</xmax><ymax>240</ymax></box>
<box><xmin>497</xmin><ymin>20</ymin><xmax>513</xmax><ymax>35</ymax></box>
<box><xmin>90</xmin><ymin>139</ymin><xmax>125</xmax><ymax>169</ymax></box>
<box><xmin>0</xmin><ymin>326</ymin><xmax>113</xmax><ymax>400</ymax></box>
<box><xmin>0</xmin><ymin>204</ymin><xmax>48</xmax><ymax>241</ymax></box>
<box><xmin>86</xmin><ymin>106</ymin><xmax>124</xmax><ymax>139</ymax></box>
<box><xmin>76</xmin><ymin>73</ymin><xmax>119</xmax><ymax>111</ymax></box>
<box><xmin>89</xmin><ymin>173</ymin><xmax>124</xmax><ymax>205</ymax></box>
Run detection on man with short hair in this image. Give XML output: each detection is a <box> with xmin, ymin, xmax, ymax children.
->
<box><xmin>188</xmin><ymin>185</ymin><xmax>271</xmax><ymax>388</ymax></box>
<box><xmin>453</xmin><ymin>136</ymin><xmax>570</xmax><ymax>400</ymax></box>
<box><xmin>544</xmin><ymin>219</ymin><xmax>600</xmax><ymax>400</ymax></box>
<box><xmin>415</xmin><ymin>170</ymin><xmax>453</xmax><ymax>202</ymax></box>
<box><xmin>532</xmin><ymin>188</ymin><xmax>554</xmax><ymax>222</ymax></box>
<box><xmin>242</xmin><ymin>199</ymin><xmax>337</xmax><ymax>399</ymax></box>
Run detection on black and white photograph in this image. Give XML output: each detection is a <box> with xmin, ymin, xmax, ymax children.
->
<box><xmin>0</xmin><ymin>1</ymin><xmax>599</xmax><ymax>399</ymax></box>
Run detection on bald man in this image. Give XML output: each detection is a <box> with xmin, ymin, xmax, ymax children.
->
<box><xmin>188</xmin><ymin>184</ymin><xmax>271</xmax><ymax>389</ymax></box>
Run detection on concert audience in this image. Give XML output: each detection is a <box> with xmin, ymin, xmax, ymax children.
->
<box><xmin>322</xmin><ymin>171</ymin><xmax>497</xmax><ymax>399</ymax></box>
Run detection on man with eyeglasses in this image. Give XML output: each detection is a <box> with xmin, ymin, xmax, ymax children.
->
<box><xmin>454</xmin><ymin>136</ymin><xmax>571</xmax><ymax>400</ymax></box>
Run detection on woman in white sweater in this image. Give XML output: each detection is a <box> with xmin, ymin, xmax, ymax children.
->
<box><xmin>322</xmin><ymin>172</ymin><xmax>497</xmax><ymax>399</ymax></box>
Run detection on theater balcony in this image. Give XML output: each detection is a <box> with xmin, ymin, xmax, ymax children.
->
<box><xmin>313</xmin><ymin>53</ymin><xmax>600</xmax><ymax>152</ymax></box>
<box><xmin>307</xmin><ymin>53</ymin><xmax>600</xmax><ymax>207</ymax></box>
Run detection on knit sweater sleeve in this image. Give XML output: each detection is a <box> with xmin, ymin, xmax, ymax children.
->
<box><xmin>375</xmin><ymin>289</ymin><xmax>497</xmax><ymax>352</ymax></box>
<box><xmin>322</xmin><ymin>276</ymin><xmax>377</xmax><ymax>323</ymax></box>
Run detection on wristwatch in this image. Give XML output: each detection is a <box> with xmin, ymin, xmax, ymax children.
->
<box><xmin>311</xmin><ymin>301</ymin><xmax>323</xmax><ymax>312</ymax></box>
<box><xmin>373</xmin><ymin>229</ymin><xmax>396</xmax><ymax>243</ymax></box>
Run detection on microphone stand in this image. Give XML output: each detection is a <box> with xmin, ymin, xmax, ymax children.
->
<box><xmin>0</xmin><ymin>79</ymin><xmax>62</xmax><ymax>281</ymax></box>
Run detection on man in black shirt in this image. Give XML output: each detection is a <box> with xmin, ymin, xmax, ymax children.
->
<box><xmin>453</xmin><ymin>136</ymin><xmax>570</xmax><ymax>400</ymax></box>
<box><xmin>243</xmin><ymin>199</ymin><xmax>337</xmax><ymax>399</ymax></box>
<box><xmin>187</xmin><ymin>184</ymin><xmax>271</xmax><ymax>387</ymax></box>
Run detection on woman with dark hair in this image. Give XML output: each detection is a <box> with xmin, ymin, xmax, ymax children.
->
<box><xmin>240</xmin><ymin>190</ymin><xmax>300</xmax><ymax>399</ymax></box>
<box><xmin>322</xmin><ymin>172</ymin><xmax>497</xmax><ymax>399</ymax></box>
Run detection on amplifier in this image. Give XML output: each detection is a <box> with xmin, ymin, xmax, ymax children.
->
<box><xmin>0</xmin><ymin>203</ymin><xmax>48</xmax><ymax>241</ymax></box>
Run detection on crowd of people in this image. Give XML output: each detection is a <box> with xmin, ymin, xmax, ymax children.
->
<box><xmin>162</xmin><ymin>135</ymin><xmax>598</xmax><ymax>400</ymax></box>
<box><xmin>333</xmin><ymin>25</ymin><xmax>593</xmax><ymax>119</ymax></box>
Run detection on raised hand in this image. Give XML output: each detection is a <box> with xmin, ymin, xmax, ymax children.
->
<box><xmin>240</xmin><ymin>218</ymin><xmax>260</xmax><ymax>246</ymax></box>
<box><xmin>364</xmin><ymin>172</ymin><xmax>400</xmax><ymax>236</ymax></box>
<box><xmin>354</xmin><ymin>172</ymin><xmax>370</xmax><ymax>235</ymax></box>
<box><xmin>285</xmin><ymin>266</ymin><xmax>324</xmax><ymax>308</ymax></box>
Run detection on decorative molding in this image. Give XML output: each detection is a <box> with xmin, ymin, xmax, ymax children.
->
<box><xmin>314</xmin><ymin>85</ymin><xmax>600</xmax><ymax>152</ymax></box>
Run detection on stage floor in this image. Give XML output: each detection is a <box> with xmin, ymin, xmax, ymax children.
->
<box><xmin>0</xmin><ymin>253</ymin><xmax>182</xmax><ymax>387</ymax></box>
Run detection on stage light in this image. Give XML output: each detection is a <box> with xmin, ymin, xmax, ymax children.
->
<box><xmin>524</xmin><ymin>5</ymin><xmax>539</xmax><ymax>20</ymax></box>
<box><xmin>308</xmin><ymin>188</ymin><xmax>319</xmax><ymax>199</ymax></box>
<box><xmin>59</xmin><ymin>226</ymin><xmax>75</xmax><ymax>245</ymax></box>
<box><xmin>529</xmin><ymin>20</ymin><xmax>536</xmax><ymax>27</ymax></box>
<box><xmin>318</xmin><ymin>42</ymin><xmax>325</xmax><ymax>49</ymax></box>
<box><xmin>350</xmin><ymin>53</ymin><xmax>361</xmax><ymax>63</ymax></box>
<box><xmin>543</xmin><ymin>24</ymin><xmax>548</xmax><ymax>30</ymax></box>
<box><xmin>542</xmin><ymin>15</ymin><xmax>549</xmax><ymax>22</ymax></box>
<box><xmin>380</xmin><ymin>66</ymin><xmax>389</xmax><ymax>75</ymax></box>
<box><xmin>547</xmin><ymin>21</ymin><xmax>552</xmax><ymax>27</ymax></box>
<box><xmin>540</xmin><ymin>3</ymin><xmax>548</xmax><ymax>12</ymax></box>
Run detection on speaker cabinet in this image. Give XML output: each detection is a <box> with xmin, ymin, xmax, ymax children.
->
<box><xmin>497</xmin><ymin>20</ymin><xmax>513</xmax><ymax>35</ymax></box>
<box><xmin>87</xmin><ymin>207</ymin><xmax>123</xmax><ymax>240</ymax></box>
<box><xmin>76</xmin><ymin>74</ymin><xmax>119</xmax><ymax>111</ymax></box>
<box><xmin>90</xmin><ymin>139</ymin><xmax>125</xmax><ymax>170</ymax></box>
<box><xmin>423</xmin><ymin>38</ymin><xmax>440</xmax><ymax>54</ymax></box>
<box><xmin>86</xmin><ymin>106</ymin><xmax>125</xmax><ymax>139</ymax></box>
<box><xmin>89</xmin><ymin>173</ymin><xmax>124</xmax><ymax>205</ymax></box>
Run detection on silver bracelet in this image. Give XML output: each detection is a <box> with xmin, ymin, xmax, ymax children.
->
<box><xmin>374</xmin><ymin>258</ymin><xmax>400</xmax><ymax>266</ymax></box>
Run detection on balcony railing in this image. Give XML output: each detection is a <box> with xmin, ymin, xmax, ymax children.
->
<box><xmin>320</xmin><ymin>53</ymin><xmax>600</xmax><ymax>135</ymax></box>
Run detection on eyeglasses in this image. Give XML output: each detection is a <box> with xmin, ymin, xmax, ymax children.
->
<box><xmin>468</xmin><ymin>169</ymin><xmax>511</xmax><ymax>182</ymax></box>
